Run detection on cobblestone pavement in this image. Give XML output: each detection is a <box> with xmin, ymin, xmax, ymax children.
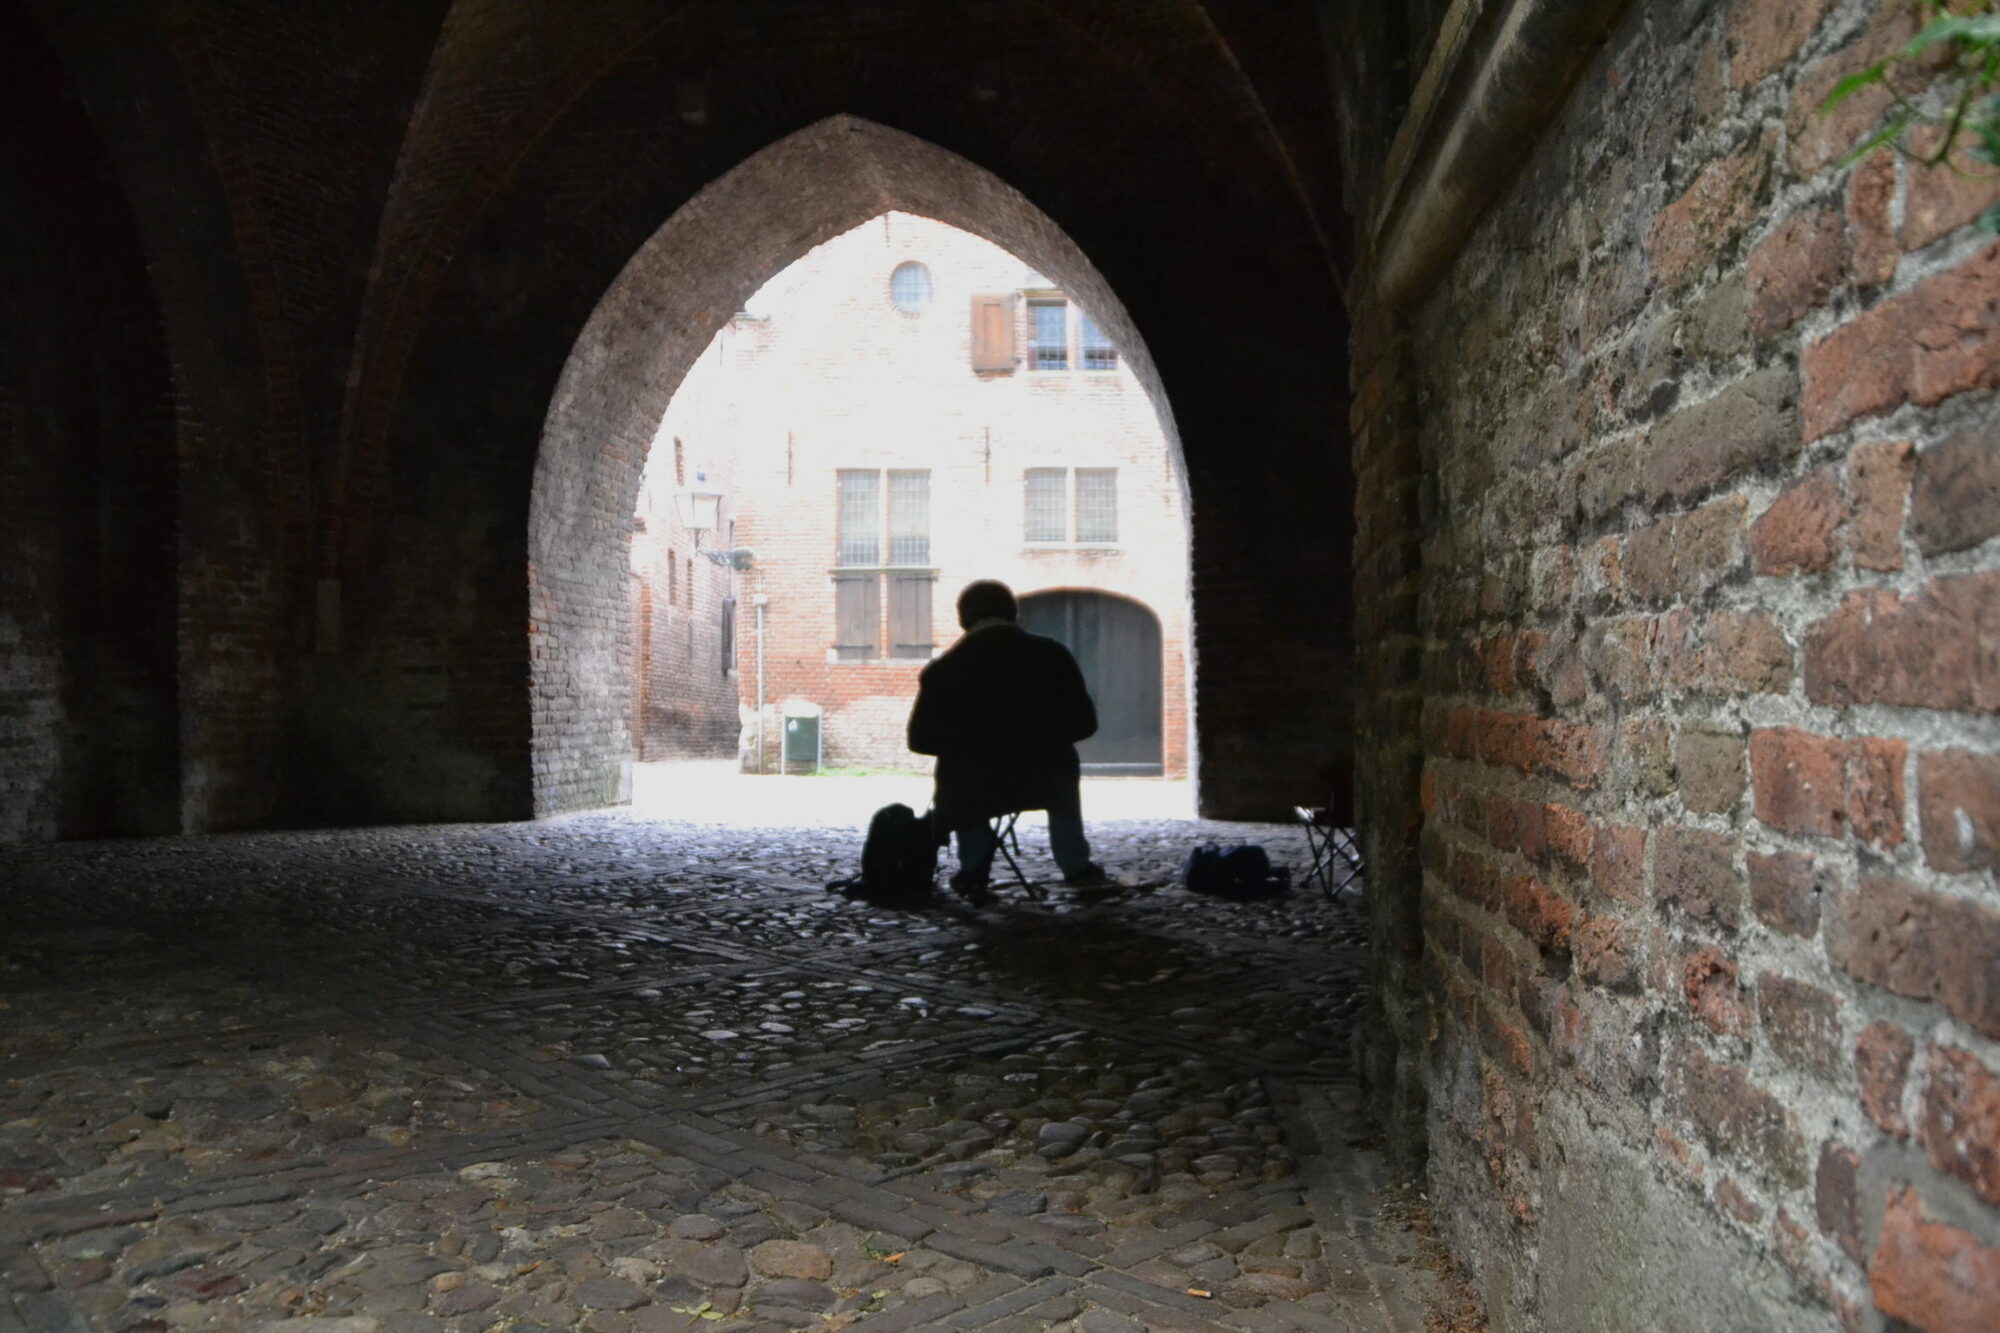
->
<box><xmin>2</xmin><ymin>804</ymin><xmax>1474</xmax><ymax>1333</ymax></box>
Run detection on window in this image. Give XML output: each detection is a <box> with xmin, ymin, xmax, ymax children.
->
<box><xmin>1028</xmin><ymin>300</ymin><xmax>1069</xmax><ymax>370</ymax></box>
<box><xmin>836</xmin><ymin>470</ymin><xmax>880</xmax><ymax>566</ymax></box>
<box><xmin>1024</xmin><ymin>468</ymin><xmax>1066</xmax><ymax>542</ymax></box>
<box><xmin>1024</xmin><ymin>467</ymin><xmax>1118</xmax><ymax>544</ymax></box>
<box><xmin>890</xmin><ymin>262</ymin><xmax>933</xmax><ymax>313</ymax></box>
<box><xmin>833</xmin><ymin>469</ymin><xmax>934</xmax><ymax>659</ymax></box>
<box><xmin>887</xmin><ymin>470</ymin><xmax>929</xmax><ymax>565</ymax></box>
<box><xmin>1022</xmin><ymin>297</ymin><xmax>1119</xmax><ymax>373</ymax></box>
<box><xmin>1079</xmin><ymin>312</ymin><xmax>1118</xmax><ymax>371</ymax></box>
<box><xmin>1076</xmin><ymin>468</ymin><xmax>1118</xmax><ymax>542</ymax></box>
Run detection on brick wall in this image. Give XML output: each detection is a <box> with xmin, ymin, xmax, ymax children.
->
<box><xmin>631</xmin><ymin>348</ymin><xmax>742</xmax><ymax>762</ymax></box>
<box><xmin>1356</xmin><ymin>2</ymin><xmax>2000</xmax><ymax>1328</ymax></box>
<box><xmin>632</xmin><ymin>213</ymin><xmax>1191</xmax><ymax>778</ymax></box>
<box><xmin>0</xmin><ymin>10</ymin><xmax>179</xmax><ymax>842</ymax></box>
<box><xmin>11</xmin><ymin>5</ymin><xmax>1350</xmax><ymax>836</ymax></box>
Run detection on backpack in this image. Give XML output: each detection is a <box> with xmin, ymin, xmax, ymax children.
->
<box><xmin>1182</xmin><ymin>842</ymin><xmax>1291</xmax><ymax>899</ymax></box>
<box><xmin>828</xmin><ymin>803</ymin><xmax>939</xmax><ymax>907</ymax></box>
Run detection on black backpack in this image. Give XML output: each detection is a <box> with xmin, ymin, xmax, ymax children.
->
<box><xmin>828</xmin><ymin>803</ymin><xmax>939</xmax><ymax>906</ymax></box>
<box><xmin>1182</xmin><ymin>842</ymin><xmax>1290</xmax><ymax>899</ymax></box>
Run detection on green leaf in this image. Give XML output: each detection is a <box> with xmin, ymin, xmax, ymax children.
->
<box><xmin>1975</xmin><ymin>118</ymin><xmax>2000</xmax><ymax>164</ymax></box>
<box><xmin>1822</xmin><ymin>63</ymin><xmax>1888</xmax><ymax>112</ymax></box>
<box><xmin>1837</xmin><ymin>108</ymin><xmax>1919</xmax><ymax>168</ymax></box>
<box><xmin>1981</xmin><ymin>198</ymin><xmax>2000</xmax><ymax>232</ymax></box>
<box><xmin>1899</xmin><ymin>15</ymin><xmax>2000</xmax><ymax>61</ymax></box>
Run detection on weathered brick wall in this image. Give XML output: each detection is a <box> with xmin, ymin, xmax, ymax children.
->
<box><xmin>1370</xmin><ymin>1</ymin><xmax>2000</xmax><ymax>1328</ymax></box>
<box><xmin>0</xmin><ymin>10</ymin><xmax>179</xmax><ymax>843</ymax></box>
<box><xmin>0</xmin><ymin>125</ymin><xmax>84</xmax><ymax>843</ymax></box>
<box><xmin>1347</xmin><ymin>290</ymin><xmax>1430</xmax><ymax>1167</ymax></box>
<box><xmin>12</xmin><ymin>4</ymin><xmax>1350</xmax><ymax>836</ymax></box>
<box><xmin>638</xmin><ymin>213</ymin><xmax>1192</xmax><ymax>778</ymax></box>
<box><xmin>631</xmin><ymin>363</ymin><xmax>742</xmax><ymax>762</ymax></box>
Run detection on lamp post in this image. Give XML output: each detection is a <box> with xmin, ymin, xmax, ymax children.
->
<box><xmin>671</xmin><ymin>472</ymin><xmax>754</xmax><ymax>569</ymax></box>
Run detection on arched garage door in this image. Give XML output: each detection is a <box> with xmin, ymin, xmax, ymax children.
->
<box><xmin>1017</xmin><ymin>591</ymin><xmax>1163</xmax><ymax>776</ymax></box>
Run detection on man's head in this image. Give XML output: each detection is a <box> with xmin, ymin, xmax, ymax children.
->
<box><xmin>956</xmin><ymin>579</ymin><xmax>1017</xmax><ymax>630</ymax></box>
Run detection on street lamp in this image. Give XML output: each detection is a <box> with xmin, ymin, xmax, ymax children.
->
<box><xmin>672</xmin><ymin>471</ymin><xmax>754</xmax><ymax>570</ymax></box>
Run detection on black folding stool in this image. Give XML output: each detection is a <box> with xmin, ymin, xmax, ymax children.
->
<box><xmin>988</xmin><ymin>811</ymin><xmax>1046</xmax><ymax>900</ymax></box>
<box><xmin>1295</xmin><ymin>806</ymin><xmax>1364</xmax><ymax>902</ymax></box>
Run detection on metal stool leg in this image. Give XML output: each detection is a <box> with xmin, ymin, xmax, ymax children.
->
<box><xmin>1296</xmin><ymin>806</ymin><xmax>1364</xmax><ymax>903</ymax></box>
<box><xmin>990</xmin><ymin>812</ymin><xmax>1043</xmax><ymax>900</ymax></box>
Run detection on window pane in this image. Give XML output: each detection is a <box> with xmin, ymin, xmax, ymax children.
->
<box><xmin>889</xmin><ymin>573</ymin><xmax>934</xmax><ymax>658</ymax></box>
<box><xmin>1024</xmin><ymin>468</ymin><xmax>1066</xmax><ymax>542</ymax></box>
<box><xmin>834</xmin><ymin>573</ymin><xmax>879</xmax><ymax>660</ymax></box>
<box><xmin>887</xmin><ymin>470</ymin><xmax>930</xmax><ymax>565</ymax></box>
<box><xmin>890</xmin><ymin>262</ymin><xmax>932</xmax><ymax>313</ymax></box>
<box><xmin>1076</xmin><ymin>468</ymin><xmax>1118</xmax><ymax>542</ymax></box>
<box><xmin>1079</xmin><ymin>311</ymin><xmax>1118</xmax><ymax>370</ymax></box>
<box><xmin>836</xmin><ymin>470</ymin><xmax>879</xmax><ymax>566</ymax></box>
<box><xmin>1029</xmin><ymin>301</ymin><xmax>1068</xmax><ymax>370</ymax></box>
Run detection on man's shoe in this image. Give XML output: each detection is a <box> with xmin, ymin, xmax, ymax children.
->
<box><xmin>1061</xmin><ymin>862</ymin><xmax>1113</xmax><ymax>887</ymax></box>
<box><xmin>950</xmin><ymin>873</ymin><xmax>993</xmax><ymax>905</ymax></box>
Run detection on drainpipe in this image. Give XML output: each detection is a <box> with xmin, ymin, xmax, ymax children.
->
<box><xmin>754</xmin><ymin>594</ymin><xmax>768</xmax><ymax>774</ymax></box>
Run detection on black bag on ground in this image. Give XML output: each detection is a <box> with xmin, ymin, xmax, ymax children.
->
<box><xmin>1182</xmin><ymin>842</ymin><xmax>1290</xmax><ymax>899</ymax></box>
<box><xmin>828</xmin><ymin>803</ymin><xmax>938</xmax><ymax>906</ymax></box>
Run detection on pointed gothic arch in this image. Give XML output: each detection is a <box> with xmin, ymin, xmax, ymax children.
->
<box><xmin>529</xmin><ymin>116</ymin><xmax>1190</xmax><ymax>814</ymax></box>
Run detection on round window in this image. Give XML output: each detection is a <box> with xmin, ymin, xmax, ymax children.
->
<box><xmin>890</xmin><ymin>261</ymin><xmax>933</xmax><ymax>313</ymax></box>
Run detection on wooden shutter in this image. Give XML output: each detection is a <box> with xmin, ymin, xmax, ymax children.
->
<box><xmin>719</xmin><ymin>596</ymin><xmax>736</xmax><ymax>676</ymax></box>
<box><xmin>889</xmin><ymin>573</ymin><xmax>934</xmax><ymax>659</ymax></box>
<box><xmin>970</xmin><ymin>293</ymin><xmax>1016</xmax><ymax>371</ymax></box>
<box><xmin>834</xmin><ymin>573</ymin><xmax>879</xmax><ymax>660</ymax></box>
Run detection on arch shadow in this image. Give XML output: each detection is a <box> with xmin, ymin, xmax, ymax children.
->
<box><xmin>530</xmin><ymin>116</ymin><xmax>1191</xmax><ymax>816</ymax></box>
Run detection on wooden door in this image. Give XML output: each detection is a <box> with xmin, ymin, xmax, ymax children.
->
<box><xmin>1017</xmin><ymin>591</ymin><xmax>1163</xmax><ymax>775</ymax></box>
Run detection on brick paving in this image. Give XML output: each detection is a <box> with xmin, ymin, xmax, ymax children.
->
<box><xmin>2</xmin><ymin>797</ymin><xmax>1464</xmax><ymax>1332</ymax></box>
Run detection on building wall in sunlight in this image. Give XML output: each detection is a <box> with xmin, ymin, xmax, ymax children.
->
<box><xmin>635</xmin><ymin>213</ymin><xmax>1191</xmax><ymax>777</ymax></box>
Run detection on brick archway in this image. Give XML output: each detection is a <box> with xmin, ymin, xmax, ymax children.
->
<box><xmin>529</xmin><ymin>116</ymin><xmax>1188</xmax><ymax>815</ymax></box>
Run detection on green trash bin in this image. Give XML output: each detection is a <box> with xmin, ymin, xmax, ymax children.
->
<box><xmin>782</xmin><ymin>711</ymin><xmax>821</xmax><ymax>773</ymax></box>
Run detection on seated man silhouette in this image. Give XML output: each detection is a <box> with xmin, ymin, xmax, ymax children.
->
<box><xmin>908</xmin><ymin>579</ymin><xmax>1108</xmax><ymax>899</ymax></box>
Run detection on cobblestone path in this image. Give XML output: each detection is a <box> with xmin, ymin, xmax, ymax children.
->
<box><xmin>2</xmin><ymin>811</ymin><xmax>1471</xmax><ymax>1333</ymax></box>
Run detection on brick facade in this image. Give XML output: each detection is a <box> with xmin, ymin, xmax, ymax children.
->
<box><xmin>16</xmin><ymin>5</ymin><xmax>1995</xmax><ymax>1327</ymax></box>
<box><xmin>631</xmin><ymin>214</ymin><xmax>1190</xmax><ymax>778</ymax></box>
<box><xmin>1347</xmin><ymin>2</ymin><xmax>2000</xmax><ymax>1328</ymax></box>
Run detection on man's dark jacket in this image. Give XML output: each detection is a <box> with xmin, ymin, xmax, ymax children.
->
<box><xmin>907</xmin><ymin>621</ymin><xmax>1097</xmax><ymax>825</ymax></box>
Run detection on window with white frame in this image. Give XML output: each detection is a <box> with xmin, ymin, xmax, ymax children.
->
<box><xmin>835</xmin><ymin>469</ymin><xmax>935</xmax><ymax>660</ymax></box>
<box><xmin>1027</xmin><ymin>300</ymin><xmax>1069</xmax><ymax>370</ymax></box>
<box><xmin>1023</xmin><ymin>467</ymin><xmax>1118</xmax><ymax>545</ymax></box>
<box><xmin>1022</xmin><ymin>297</ymin><xmax>1118</xmax><ymax>373</ymax></box>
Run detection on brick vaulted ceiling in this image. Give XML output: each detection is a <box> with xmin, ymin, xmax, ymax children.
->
<box><xmin>18</xmin><ymin>0</ymin><xmax>1356</xmax><ymax>825</ymax></box>
<box><xmin>335</xmin><ymin>0</ymin><xmax>1349</xmax><ymax>579</ymax></box>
